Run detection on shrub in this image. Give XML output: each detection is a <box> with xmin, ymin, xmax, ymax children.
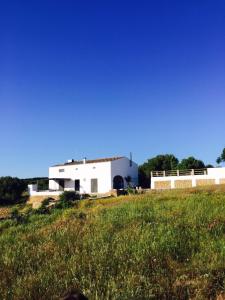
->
<box><xmin>0</xmin><ymin>177</ymin><xmax>27</xmax><ymax>205</ymax></box>
<box><xmin>127</xmin><ymin>186</ymin><xmax>137</xmax><ymax>195</ymax></box>
<box><xmin>56</xmin><ymin>191</ymin><xmax>79</xmax><ymax>209</ymax></box>
<box><xmin>11</xmin><ymin>207</ymin><xmax>20</xmax><ymax>219</ymax></box>
<box><xmin>59</xmin><ymin>191</ymin><xmax>80</xmax><ymax>202</ymax></box>
<box><xmin>35</xmin><ymin>197</ymin><xmax>53</xmax><ymax>214</ymax></box>
<box><xmin>11</xmin><ymin>207</ymin><xmax>28</xmax><ymax>224</ymax></box>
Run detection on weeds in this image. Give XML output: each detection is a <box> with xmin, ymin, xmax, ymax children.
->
<box><xmin>0</xmin><ymin>187</ymin><xmax>225</xmax><ymax>299</ymax></box>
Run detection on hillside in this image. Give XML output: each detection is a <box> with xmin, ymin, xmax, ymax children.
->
<box><xmin>1</xmin><ymin>187</ymin><xmax>225</xmax><ymax>299</ymax></box>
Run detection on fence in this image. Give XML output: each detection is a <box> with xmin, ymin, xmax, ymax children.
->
<box><xmin>151</xmin><ymin>168</ymin><xmax>207</xmax><ymax>177</ymax></box>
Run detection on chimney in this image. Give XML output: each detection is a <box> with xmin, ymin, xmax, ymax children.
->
<box><xmin>83</xmin><ymin>157</ymin><xmax>87</xmax><ymax>164</ymax></box>
<box><xmin>67</xmin><ymin>159</ymin><xmax>74</xmax><ymax>163</ymax></box>
<box><xmin>129</xmin><ymin>152</ymin><xmax>133</xmax><ymax>167</ymax></box>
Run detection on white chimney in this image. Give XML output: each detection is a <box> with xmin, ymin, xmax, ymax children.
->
<box><xmin>67</xmin><ymin>159</ymin><xmax>74</xmax><ymax>163</ymax></box>
<box><xmin>83</xmin><ymin>157</ymin><xmax>87</xmax><ymax>164</ymax></box>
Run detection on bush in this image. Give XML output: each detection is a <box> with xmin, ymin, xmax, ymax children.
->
<box><xmin>59</xmin><ymin>191</ymin><xmax>80</xmax><ymax>202</ymax></box>
<box><xmin>127</xmin><ymin>187</ymin><xmax>137</xmax><ymax>195</ymax></box>
<box><xmin>11</xmin><ymin>207</ymin><xmax>28</xmax><ymax>224</ymax></box>
<box><xmin>56</xmin><ymin>191</ymin><xmax>80</xmax><ymax>209</ymax></box>
<box><xmin>35</xmin><ymin>197</ymin><xmax>53</xmax><ymax>214</ymax></box>
<box><xmin>0</xmin><ymin>177</ymin><xmax>27</xmax><ymax>205</ymax></box>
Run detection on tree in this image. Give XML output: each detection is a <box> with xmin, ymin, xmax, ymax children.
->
<box><xmin>0</xmin><ymin>177</ymin><xmax>27</xmax><ymax>205</ymax></box>
<box><xmin>216</xmin><ymin>148</ymin><xmax>225</xmax><ymax>164</ymax></box>
<box><xmin>143</xmin><ymin>154</ymin><xmax>179</xmax><ymax>172</ymax></box>
<box><xmin>138</xmin><ymin>167</ymin><xmax>150</xmax><ymax>188</ymax></box>
<box><xmin>139</xmin><ymin>154</ymin><xmax>179</xmax><ymax>187</ymax></box>
<box><xmin>178</xmin><ymin>156</ymin><xmax>205</xmax><ymax>170</ymax></box>
<box><xmin>205</xmin><ymin>164</ymin><xmax>214</xmax><ymax>168</ymax></box>
<box><xmin>216</xmin><ymin>157</ymin><xmax>222</xmax><ymax>164</ymax></box>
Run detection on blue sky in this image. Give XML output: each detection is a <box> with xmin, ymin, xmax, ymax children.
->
<box><xmin>0</xmin><ymin>0</ymin><xmax>225</xmax><ymax>177</ymax></box>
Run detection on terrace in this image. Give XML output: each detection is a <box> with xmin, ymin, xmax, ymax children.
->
<box><xmin>151</xmin><ymin>168</ymin><xmax>207</xmax><ymax>177</ymax></box>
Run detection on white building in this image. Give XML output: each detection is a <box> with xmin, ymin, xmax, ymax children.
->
<box><xmin>151</xmin><ymin>167</ymin><xmax>225</xmax><ymax>189</ymax></box>
<box><xmin>48</xmin><ymin>156</ymin><xmax>138</xmax><ymax>194</ymax></box>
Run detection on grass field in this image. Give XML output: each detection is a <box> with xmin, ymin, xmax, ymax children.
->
<box><xmin>1</xmin><ymin>186</ymin><xmax>225</xmax><ymax>299</ymax></box>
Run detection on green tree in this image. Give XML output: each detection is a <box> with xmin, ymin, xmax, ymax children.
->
<box><xmin>205</xmin><ymin>164</ymin><xmax>214</xmax><ymax>168</ymax></box>
<box><xmin>216</xmin><ymin>148</ymin><xmax>225</xmax><ymax>164</ymax></box>
<box><xmin>139</xmin><ymin>154</ymin><xmax>179</xmax><ymax>187</ymax></box>
<box><xmin>178</xmin><ymin>156</ymin><xmax>205</xmax><ymax>170</ymax></box>
<box><xmin>0</xmin><ymin>177</ymin><xmax>27</xmax><ymax>205</ymax></box>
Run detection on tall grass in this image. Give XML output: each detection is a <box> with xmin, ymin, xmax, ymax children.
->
<box><xmin>0</xmin><ymin>187</ymin><xmax>225</xmax><ymax>299</ymax></box>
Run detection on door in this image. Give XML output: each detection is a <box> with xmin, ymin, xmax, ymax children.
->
<box><xmin>75</xmin><ymin>180</ymin><xmax>80</xmax><ymax>192</ymax></box>
<box><xmin>91</xmin><ymin>178</ymin><xmax>98</xmax><ymax>193</ymax></box>
<box><xmin>58</xmin><ymin>180</ymin><xmax>64</xmax><ymax>191</ymax></box>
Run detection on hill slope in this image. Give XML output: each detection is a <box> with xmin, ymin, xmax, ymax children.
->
<box><xmin>1</xmin><ymin>187</ymin><xmax>225</xmax><ymax>299</ymax></box>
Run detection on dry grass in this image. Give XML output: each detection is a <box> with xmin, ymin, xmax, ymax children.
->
<box><xmin>0</xmin><ymin>185</ymin><xmax>225</xmax><ymax>299</ymax></box>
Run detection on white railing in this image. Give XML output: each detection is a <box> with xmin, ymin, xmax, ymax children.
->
<box><xmin>151</xmin><ymin>168</ymin><xmax>207</xmax><ymax>177</ymax></box>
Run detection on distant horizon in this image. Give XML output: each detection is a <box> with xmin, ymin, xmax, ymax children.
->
<box><xmin>1</xmin><ymin>0</ymin><xmax>225</xmax><ymax>178</ymax></box>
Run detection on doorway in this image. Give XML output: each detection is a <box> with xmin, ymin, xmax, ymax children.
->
<box><xmin>75</xmin><ymin>180</ymin><xmax>80</xmax><ymax>192</ymax></box>
<box><xmin>113</xmin><ymin>175</ymin><xmax>124</xmax><ymax>189</ymax></box>
<box><xmin>58</xmin><ymin>180</ymin><xmax>64</xmax><ymax>191</ymax></box>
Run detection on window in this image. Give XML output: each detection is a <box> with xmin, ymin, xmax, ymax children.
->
<box><xmin>91</xmin><ymin>178</ymin><xmax>98</xmax><ymax>193</ymax></box>
<box><xmin>59</xmin><ymin>169</ymin><xmax>64</xmax><ymax>173</ymax></box>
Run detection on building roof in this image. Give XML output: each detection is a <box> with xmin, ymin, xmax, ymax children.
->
<box><xmin>53</xmin><ymin>156</ymin><xmax>124</xmax><ymax>167</ymax></box>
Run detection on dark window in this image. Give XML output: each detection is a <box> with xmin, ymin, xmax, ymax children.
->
<box><xmin>91</xmin><ymin>178</ymin><xmax>98</xmax><ymax>193</ymax></box>
<box><xmin>59</xmin><ymin>169</ymin><xmax>64</xmax><ymax>173</ymax></box>
<box><xmin>75</xmin><ymin>180</ymin><xmax>80</xmax><ymax>192</ymax></box>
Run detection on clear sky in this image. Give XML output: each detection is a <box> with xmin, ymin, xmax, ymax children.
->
<box><xmin>0</xmin><ymin>0</ymin><xmax>225</xmax><ymax>178</ymax></box>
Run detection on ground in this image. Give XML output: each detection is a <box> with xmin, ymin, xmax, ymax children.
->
<box><xmin>0</xmin><ymin>186</ymin><xmax>225</xmax><ymax>299</ymax></box>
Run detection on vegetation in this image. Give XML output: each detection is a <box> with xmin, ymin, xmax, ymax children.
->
<box><xmin>139</xmin><ymin>154</ymin><xmax>179</xmax><ymax>187</ymax></box>
<box><xmin>0</xmin><ymin>187</ymin><xmax>225</xmax><ymax>299</ymax></box>
<box><xmin>216</xmin><ymin>148</ymin><xmax>225</xmax><ymax>165</ymax></box>
<box><xmin>178</xmin><ymin>156</ymin><xmax>205</xmax><ymax>170</ymax></box>
<box><xmin>55</xmin><ymin>191</ymin><xmax>80</xmax><ymax>209</ymax></box>
<box><xmin>0</xmin><ymin>177</ymin><xmax>27</xmax><ymax>205</ymax></box>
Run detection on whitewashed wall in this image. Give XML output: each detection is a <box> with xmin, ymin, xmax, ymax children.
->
<box><xmin>28</xmin><ymin>184</ymin><xmax>62</xmax><ymax>196</ymax></box>
<box><xmin>49</xmin><ymin>161</ymin><xmax>112</xmax><ymax>194</ymax></box>
<box><xmin>111</xmin><ymin>157</ymin><xmax>138</xmax><ymax>188</ymax></box>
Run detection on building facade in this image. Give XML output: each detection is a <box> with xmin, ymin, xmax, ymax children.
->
<box><xmin>49</xmin><ymin>156</ymin><xmax>138</xmax><ymax>194</ymax></box>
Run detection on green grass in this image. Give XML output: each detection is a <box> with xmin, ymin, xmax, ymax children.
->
<box><xmin>1</xmin><ymin>187</ymin><xmax>225</xmax><ymax>299</ymax></box>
